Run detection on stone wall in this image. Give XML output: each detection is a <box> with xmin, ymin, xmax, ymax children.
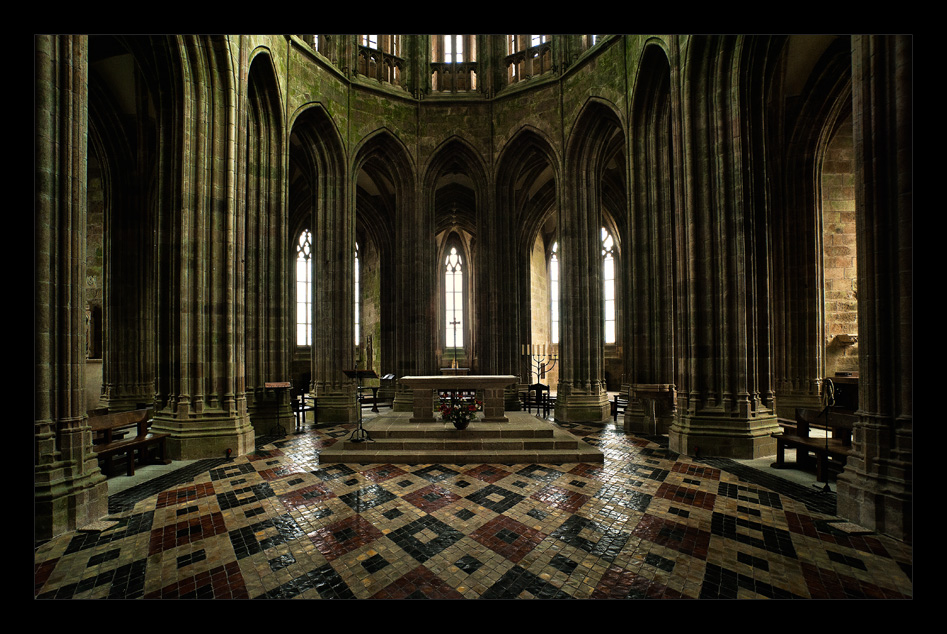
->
<box><xmin>822</xmin><ymin>115</ymin><xmax>859</xmax><ymax>377</ymax></box>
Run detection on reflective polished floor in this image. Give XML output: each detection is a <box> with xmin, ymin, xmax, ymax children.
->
<box><xmin>34</xmin><ymin>410</ymin><xmax>913</xmax><ymax>599</ymax></box>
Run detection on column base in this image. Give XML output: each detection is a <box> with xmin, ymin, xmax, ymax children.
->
<box><xmin>34</xmin><ymin>461</ymin><xmax>109</xmax><ymax>541</ymax></box>
<box><xmin>310</xmin><ymin>392</ymin><xmax>359</xmax><ymax>424</ymax></box>
<box><xmin>152</xmin><ymin>410</ymin><xmax>256</xmax><ymax>460</ymax></box>
<box><xmin>836</xmin><ymin>469</ymin><xmax>912</xmax><ymax>543</ymax></box>
<box><xmin>622</xmin><ymin>406</ymin><xmax>674</xmax><ymax>435</ymax></box>
<box><xmin>554</xmin><ymin>391</ymin><xmax>610</xmax><ymax>424</ymax></box>
<box><xmin>668</xmin><ymin>413</ymin><xmax>780</xmax><ymax>459</ymax></box>
<box><xmin>247</xmin><ymin>388</ymin><xmax>295</xmax><ymax>437</ymax></box>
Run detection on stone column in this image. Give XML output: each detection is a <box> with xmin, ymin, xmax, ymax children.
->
<box><xmin>836</xmin><ymin>35</ymin><xmax>912</xmax><ymax>543</ymax></box>
<box><xmin>554</xmin><ymin>104</ymin><xmax>615</xmax><ymax>423</ymax></box>
<box><xmin>310</xmin><ymin>164</ymin><xmax>358</xmax><ymax>423</ymax></box>
<box><xmin>625</xmin><ymin>43</ymin><xmax>680</xmax><ymax>434</ymax></box>
<box><xmin>479</xmin><ymin>178</ymin><xmax>522</xmax><ymax>411</ymax></box>
<box><xmin>770</xmin><ymin>39</ymin><xmax>854</xmax><ymax>420</ymax></box>
<box><xmin>392</xmin><ymin>176</ymin><xmax>435</xmax><ymax>412</ymax></box>
<box><xmin>93</xmin><ymin>61</ymin><xmax>156</xmax><ymax>414</ymax></box>
<box><xmin>242</xmin><ymin>49</ymin><xmax>293</xmax><ymax>435</ymax></box>
<box><xmin>35</xmin><ymin>34</ymin><xmax>109</xmax><ymax>539</ymax></box>
<box><xmin>149</xmin><ymin>36</ymin><xmax>255</xmax><ymax>459</ymax></box>
<box><xmin>669</xmin><ymin>36</ymin><xmax>780</xmax><ymax>458</ymax></box>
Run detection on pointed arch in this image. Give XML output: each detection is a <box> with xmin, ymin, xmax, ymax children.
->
<box><xmin>627</xmin><ymin>42</ymin><xmax>679</xmax><ymax>394</ymax></box>
<box><xmin>425</xmin><ymin>136</ymin><xmax>490</xmax><ymax>371</ymax></box>
<box><xmin>770</xmin><ymin>36</ymin><xmax>854</xmax><ymax>415</ymax></box>
<box><xmin>496</xmin><ymin>126</ymin><xmax>561</xmax><ymax>385</ymax></box>
<box><xmin>558</xmin><ymin>97</ymin><xmax>625</xmax><ymax>413</ymax></box>
<box><xmin>288</xmin><ymin>104</ymin><xmax>352</xmax><ymax>413</ymax></box>
<box><xmin>244</xmin><ymin>50</ymin><xmax>289</xmax><ymax>419</ymax></box>
<box><xmin>352</xmin><ymin>128</ymin><xmax>417</xmax><ymax>383</ymax></box>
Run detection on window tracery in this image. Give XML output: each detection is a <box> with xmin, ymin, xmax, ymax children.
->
<box><xmin>296</xmin><ymin>229</ymin><xmax>313</xmax><ymax>346</ymax></box>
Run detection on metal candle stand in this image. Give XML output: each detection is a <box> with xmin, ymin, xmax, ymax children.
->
<box><xmin>522</xmin><ymin>346</ymin><xmax>558</xmax><ymax>384</ymax></box>
<box><xmin>344</xmin><ymin>362</ymin><xmax>377</xmax><ymax>443</ymax></box>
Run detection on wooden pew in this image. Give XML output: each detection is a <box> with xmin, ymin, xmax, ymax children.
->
<box><xmin>290</xmin><ymin>387</ymin><xmax>316</xmax><ymax>432</ymax></box>
<box><xmin>612</xmin><ymin>391</ymin><xmax>628</xmax><ymax>421</ymax></box>
<box><xmin>772</xmin><ymin>408</ymin><xmax>857</xmax><ymax>481</ymax></box>
<box><xmin>88</xmin><ymin>409</ymin><xmax>170</xmax><ymax>477</ymax></box>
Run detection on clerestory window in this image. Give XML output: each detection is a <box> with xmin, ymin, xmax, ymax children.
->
<box><xmin>431</xmin><ymin>35</ymin><xmax>478</xmax><ymax>92</ymax></box>
<box><xmin>358</xmin><ymin>35</ymin><xmax>403</xmax><ymax>85</ymax></box>
<box><xmin>296</xmin><ymin>229</ymin><xmax>313</xmax><ymax>346</ymax></box>
<box><xmin>506</xmin><ymin>34</ymin><xmax>552</xmax><ymax>85</ymax></box>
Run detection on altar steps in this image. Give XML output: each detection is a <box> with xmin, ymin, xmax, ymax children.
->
<box><xmin>318</xmin><ymin>411</ymin><xmax>604</xmax><ymax>464</ymax></box>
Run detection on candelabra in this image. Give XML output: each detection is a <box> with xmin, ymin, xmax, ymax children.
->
<box><xmin>522</xmin><ymin>344</ymin><xmax>558</xmax><ymax>384</ymax></box>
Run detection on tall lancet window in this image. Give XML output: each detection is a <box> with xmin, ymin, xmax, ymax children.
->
<box><xmin>602</xmin><ymin>228</ymin><xmax>616</xmax><ymax>344</ymax></box>
<box><xmin>354</xmin><ymin>241</ymin><xmax>360</xmax><ymax>346</ymax></box>
<box><xmin>445</xmin><ymin>246</ymin><xmax>464</xmax><ymax>348</ymax></box>
<box><xmin>550</xmin><ymin>241</ymin><xmax>560</xmax><ymax>344</ymax></box>
<box><xmin>296</xmin><ymin>229</ymin><xmax>313</xmax><ymax>346</ymax></box>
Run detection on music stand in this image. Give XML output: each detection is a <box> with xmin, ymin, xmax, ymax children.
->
<box><xmin>344</xmin><ymin>367</ymin><xmax>378</xmax><ymax>442</ymax></box>
<box><xmin>814</xmin><ymin>378</ymin><xmax>835</xmax><ymax>495</ymax></box>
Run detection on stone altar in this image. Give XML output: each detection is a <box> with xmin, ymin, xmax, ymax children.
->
<box><xmin>401</xmin><ymin>375</ymin><xmax>518</xmax><ymax>423</ymax></box>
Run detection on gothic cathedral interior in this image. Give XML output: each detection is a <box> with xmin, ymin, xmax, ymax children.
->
<box><xmin>35</xmin><ymin>35</ymin><xmax>911</xmax><ymax>549</ymax></box>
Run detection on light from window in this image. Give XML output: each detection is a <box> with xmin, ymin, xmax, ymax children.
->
<box><xmin>602</xmin><ymin>228</ymin><xmax>616</xmax><ymax>344</ymax></box>
<box><xmin>445</xmin><ymin>246</ymin><xmax>464</xmax><ymax>348</ymax></box>
<box><xmin>296</xmin><ymin>229</ymin><xmax>313</xmax><ymax>346</ymax></box>
<box><xmin>550</xmin><ymin>241</ymin><xmax>559</xmax><ymax>345</ymax></box>
<box><xmin>354</xmin><ymin>242</ymin><xmax>360</xmax><ymax>346</ymax></box>
<box><xmin>444</xmin><ymin>34</ymin><xmax>464</xmax><ymax>63</ymax></box>
<box><xmin>362</xmin><ymin>34</ymin><xmax>378</xmax><ymax>49</ymax></box>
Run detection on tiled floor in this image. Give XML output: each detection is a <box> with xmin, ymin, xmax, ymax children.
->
<box><xmin>34</xmin><ymin>411</ymin><xmax>913</xmax><ymax>599</ymax></box>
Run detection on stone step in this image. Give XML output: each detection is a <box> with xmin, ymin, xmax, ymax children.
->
<box><xmin>317</xmin><ymin>412</ymin><xmax>604</xmax><ymax>464</ymax></box>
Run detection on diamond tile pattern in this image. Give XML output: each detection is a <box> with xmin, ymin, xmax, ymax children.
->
<box><xmin>34</xmin><ymin>418</ymin><xmax>913</xmax><ymax>599</ymax></box>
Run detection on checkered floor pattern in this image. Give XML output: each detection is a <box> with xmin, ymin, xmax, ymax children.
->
<box><xmin>34</xmin><ymin>418</ymin><xmax>913</xmax><ymax>599</ymax></box>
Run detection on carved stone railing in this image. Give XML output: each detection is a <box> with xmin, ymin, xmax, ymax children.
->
<box><xmin>431</xmin><ymin>61</ymin><xmax>478</xmax><ymax>93</ymax></box>
<box><xmin>504</xmin><ymin>41</ymin><xmax>553</xmax><ymax>84</ymax></box>
<box><xmin>356</xmin><ymin>45</ymin><xmax>404</xmax><ymax>86</ymax></box>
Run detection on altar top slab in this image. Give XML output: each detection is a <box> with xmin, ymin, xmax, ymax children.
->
<box><xmin>401</xmin><ymin>375</ymin><xmax>518</xmax><ymax>388</ymax></box>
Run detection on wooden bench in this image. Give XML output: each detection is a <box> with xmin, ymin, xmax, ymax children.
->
<box><xmin>88</xmin><ymin>409</ymin><xmax>170</xmax><ymax>477</ymax></box>
<box><xmin>772</xmin><ymin>408</ymin><xmax>857</xmax><ymax>481</ymax></box>
<box><xmin>612</xmin><ymin>392</ymin><xmax>628</xmax><ymax>421</ymax></box>
<box><xmin>523</xmin><ymin>383</ymin><xmax>552</xmax><ymax>418</ymax></box>
<box><xmin>290</xmin><ymin>388</ymin><xmax>317</xmax><ymax>432</ymax></box>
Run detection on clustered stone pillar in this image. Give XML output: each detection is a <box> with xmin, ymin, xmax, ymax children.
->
<box><xmin>624</xmin><ymin>45</ymin><xmax>679</xmax><ymax>434</ymax></box>
<box><xmin>35</xmin><ymin>35</ymin><xmax>109</xmax><ymax>539</ymax></box>
<box><xmin>95</xmin><ymin>58</ymin><xmax>156</xmax><ymax>414</ymax></box>
<box><xmin>149</xmin><ymin>36</ymin><xmax>255</xmax><ymax>459</ymax></box>
<box><xmin>668</xmin><ymin>36</ymin><xmax>779</xmax><ymax>459</ymax></box>
<box><xmin>242</xmin><ymin>52</ymin><xmax>293</xmax><ymax>436</ymax></box>
<box><xmin>391</xmin><ymin>183</ymin><xmax>435</xmax><ymax>412</ymax></box>
<box><xmin>479</xmin><ymin>181</ymin><xmax>523</xmax><ymax>411</ymax></box>
<box><xmin>554</xmin><ymin>106</ymin><xmax>615</xmax><ymax>423</ymax></box>
<box><xmin>836</xmin><ymin>35</ymin><xmax>912</xmax><ymax>543</ymax></box>
<box><xmin>310</xmin><ymin>167</ymin><xmax>359</xmax><ymax>422</ymax></box>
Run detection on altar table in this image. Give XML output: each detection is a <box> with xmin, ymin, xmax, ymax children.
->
<box><xmin>401</xmin><ymin>375</ymin><xmax>518</xmax><ymax>423</ymax></box>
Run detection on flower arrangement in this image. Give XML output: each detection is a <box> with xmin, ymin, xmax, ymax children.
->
<box><xmin>439</xmin><ymin>397</ymin><xmax>483</xmax><ymax>430</ymax></box>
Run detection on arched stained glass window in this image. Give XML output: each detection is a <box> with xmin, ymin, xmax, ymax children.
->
<box><xmin>354</xmin><ymin>241</ymin><xmax>360</xmax><ymax>346</ymax></box>
<box><xmin>445</xmin><ymin>246</ymin><xmax>464</xmax><ymax>348</ymax></box>
<box><xmin>550</xmin><ymin>241</ymin><xmax>559</xmax><ymax>344</ymax></box>
<box><xmin>602</xmin><ymin>227</ymin><xmax>616</xmax><ymax>344</ymax></box>
<box><xmin>549</xmin><ymin>230</ymin><xmax>616</xmax><ymax>346</ymax></box>
<box><xmin>296</xmin><ymin>229</ymin><xmax>313</xmax><ymax>346</ymax></box>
